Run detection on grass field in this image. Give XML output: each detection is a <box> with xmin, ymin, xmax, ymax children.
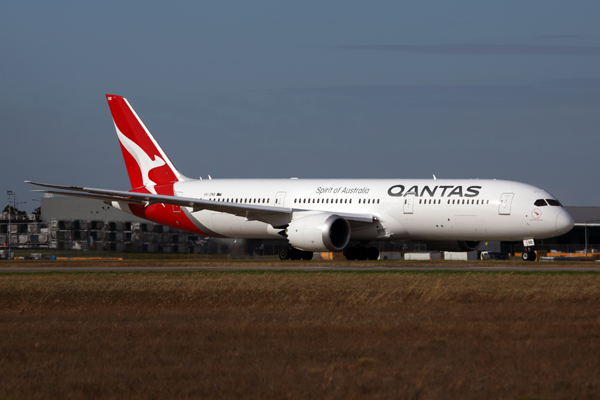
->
<box><xmin>1</xmin><ymin>269</ymin><xmax>600</xmax><ymax>399</ymax></box>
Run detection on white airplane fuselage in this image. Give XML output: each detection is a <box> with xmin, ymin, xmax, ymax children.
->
<box><xmin>125</xmin><ymin>178</ymin><xmax>573</xmax><ymax>242</ymax></box>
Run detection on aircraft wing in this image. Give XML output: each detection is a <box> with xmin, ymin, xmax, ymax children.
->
<box><xmin>27</xmin><ymin>181</ymin><xmax>376</xmax><ymax>227</ymax></box>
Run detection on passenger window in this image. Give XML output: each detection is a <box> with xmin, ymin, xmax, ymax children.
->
<box><xmin>535</xmin><ymin>199</ymin><xmax>548</xmax><ymax>206</ymax></box>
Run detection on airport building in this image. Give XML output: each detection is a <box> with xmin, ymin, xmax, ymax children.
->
<box><xmin>1</xmin><ymin>196</ymin><xmax>599</xmax><ymax>258</ymax></box>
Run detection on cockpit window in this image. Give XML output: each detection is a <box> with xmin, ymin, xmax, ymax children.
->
<box><xmin>546</xmin><ymin>199</ymin><xmax>562</xmax><ymax>207</ymax></box>
<box><xmin>534</xmin><ymin>199</ymin><xmax>548</xmax><ymax>206</ymax></box>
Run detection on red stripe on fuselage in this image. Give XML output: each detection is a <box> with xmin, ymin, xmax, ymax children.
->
<box><xmin>127</xmin><ymin>185</ymin><xmax>209</xmax><ymax>236</ymax></box>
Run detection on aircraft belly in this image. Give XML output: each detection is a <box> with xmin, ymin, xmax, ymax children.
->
<box><xmin>395</xmin><ymin>213</ymin><xmax>484</xmax><ymax>241</ymax></box>
<box><xmin>205</xmin><ymin>211</ymin><xmax>275</xmax><ymax>239</ymax></box>
<box><xmin>206</xmin><ymin>212</ymin><xmax>238</xmax><ymax>236</ymax></box>
<box><xmin>455</xmin><ymin>215</ymin><xmax>482</xmax><ymax>237</ymax></box>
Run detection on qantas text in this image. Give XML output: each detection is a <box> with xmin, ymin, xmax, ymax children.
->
<box><xmin>388</xmin><ymin>185</ymin><xmax>482</xmax><ymax>198</ymax></box>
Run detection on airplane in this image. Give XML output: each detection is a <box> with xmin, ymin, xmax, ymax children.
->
<box><xmin>27</xmin><ymin>94</ymin><xmax>574</xmax><ymax>261</ymax></box>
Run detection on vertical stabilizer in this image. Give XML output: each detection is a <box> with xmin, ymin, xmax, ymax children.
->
<box><xmin>106</xmin><ymin>94</ymin><xmax>188</xmax><ymax>191</ymax></box>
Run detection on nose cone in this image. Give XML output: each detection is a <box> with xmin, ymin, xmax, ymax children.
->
<box><xmin>556</xmin><ymin>210</ymin><xmax>575</xmax><ymax>235</ymax></box>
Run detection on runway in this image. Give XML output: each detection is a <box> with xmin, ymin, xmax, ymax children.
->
<box><xmin>1</xmin><ymin>265</ymin><xmax>600</xmax><ymax>273</ymax></box>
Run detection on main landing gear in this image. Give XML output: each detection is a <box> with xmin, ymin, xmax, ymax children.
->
<box><xmin>278</xmin><ymin>243</ymin><xmax>380</xmax><ymax>261</ymax></box>
<box><xmin>279</xmin><ymin>246</ymin><xmax>314</xmax><ymax>260</ymax></box>
<box><xmin>522</xmin><ymin>239</ymin><xmax>537</xmax><ymax>262</ymax></box>
<box><xmin>343</xmin><ymin>245</ymin><xmax>379</xmax><ymax>261</ymax></box>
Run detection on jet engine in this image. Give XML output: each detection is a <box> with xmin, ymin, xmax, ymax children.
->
<box><xmin>286</xmin><ymin>213</ymin><xmax>351</xmax><ymax>252</ymax></box>
<box><xmin>423</xmin><ymin>240</ymin><xmax>482</xmax><ymax>252</ymax></box>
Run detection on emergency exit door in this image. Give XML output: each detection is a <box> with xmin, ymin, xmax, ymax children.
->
<box><xmin>403</xmin><ymin>196</ymin><xmax>414</xmax><ymax>214</ymax></box>
<box><xmin>499</xmin><ymin>193</ymin><xmax>514</xmax><ymax>215</ymax></box>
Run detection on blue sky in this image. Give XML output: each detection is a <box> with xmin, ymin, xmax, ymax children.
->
<box><xmin>2</xmin><ymin>1</ymin><xmax>600</xmax><ymax>212</ymax></box>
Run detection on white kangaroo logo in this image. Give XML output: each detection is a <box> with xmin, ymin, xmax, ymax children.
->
<box><xmin>115</xmin><ymin>125</ymin><xmax>165</xmax><ymax>195</ymax></box>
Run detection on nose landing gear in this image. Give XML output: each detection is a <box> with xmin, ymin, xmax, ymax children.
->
<box><xmin>522</xmin><ymin>239</ymin><xmax>537</xmax><ymax>262</ymax></box>
<box><xmin>521</xmin><ymin>250</ymin><xmax>537</xmax><ymax>261</ymax></box>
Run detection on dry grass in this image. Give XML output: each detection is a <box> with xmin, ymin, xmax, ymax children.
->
<box><xmin>1</xmin><ymin>271</ymin><xmax>600</xmax><ymax>399</ymax></box>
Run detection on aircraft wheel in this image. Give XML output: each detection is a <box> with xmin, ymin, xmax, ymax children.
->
<box><xmin>279</xmin><ymin>248</ymin><xmax>290</xmax><ymax>260</ymax></box>
<box><xmin>522</xmin><ymin>250</ymin><xmax>536</xmax><ymax>262</ymax></box>
<box><xmin>302</xmin><ymin>251</ymin><xmax>314</xmax><ymax>261</ymax></box>
<box><xmin>356</xmin><ymin>247</ymin><xmax>368</xmax><ymax>261</ymax></box>
<box><xmin>290</xmin><ymin>248</ymin><xmax>302</xmax><ymax>260</ymax></box>
<box><xmin>344</xmin><ymin>246</ymin><xmax>357</xmax><ymax>260</ymax></box>
<box><xmin>367</xmin><ymin>247</ymin><xmax>379</xmax><ymax>260</ymax></box>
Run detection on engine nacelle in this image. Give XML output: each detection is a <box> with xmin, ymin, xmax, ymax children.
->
<box><xmin>286</xmin><ymin>213</ymin><xmax>351</xmax><ymax>252</ymax></box>
<box><xmin>423</xmin><ymin>240</ymin><xmax>482</xmax><ymax>252</ymax></box>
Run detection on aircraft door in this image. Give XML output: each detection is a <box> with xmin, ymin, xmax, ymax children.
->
<box><xmin>275</xmin><ymin>192</ymin><xmax>286</xmax><ymax>207</ymax></box>
<box><xmin>499</xmin><ymin>193</ymin><xmax>514</xmax><ymax>215</ymax></box>
<box><xmin>403</xmin><ymin>196</ymin><xmax>414</xmax><ymax>214</ymax></box>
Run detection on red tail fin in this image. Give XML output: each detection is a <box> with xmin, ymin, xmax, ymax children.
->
<box><xmin>106</xmin><ymin>94</ymin><xmax>188</xmax><ymax>190</ymax></box>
